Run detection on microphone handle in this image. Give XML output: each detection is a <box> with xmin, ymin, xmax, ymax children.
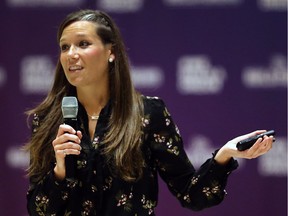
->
<box><xmin>63</xmin><ymin>118</ymin><xmax>78</xmax><ymax>181</ymax></box>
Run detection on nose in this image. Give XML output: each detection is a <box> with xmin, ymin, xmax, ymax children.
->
<box><xmin>67</xmin><ymin>45</ymin><xmax>79</xmax><ymax>59</ymax></box>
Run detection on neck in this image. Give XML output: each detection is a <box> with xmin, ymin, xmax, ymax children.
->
<box><xmin>76</xmin><ymin>87</ymin><xmax>109</xmax><ymax>117</ymax></box>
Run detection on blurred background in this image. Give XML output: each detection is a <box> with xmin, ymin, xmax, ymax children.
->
<box><xmin>0</xmin><ymin>0</ymin><xmax>287</xmax><ymax>215</ymax></box>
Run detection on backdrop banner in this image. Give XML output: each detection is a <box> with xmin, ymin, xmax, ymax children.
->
<box><xmin>0</xmin><ymin>0</ymin><xmax>287</xmax><ymax>215</ymax></box>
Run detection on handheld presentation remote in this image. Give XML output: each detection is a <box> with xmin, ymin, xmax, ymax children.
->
<box><xmin>236</xmin><ymin>130</ymin><xmax>275</xmax><ymax>151</ymax></box>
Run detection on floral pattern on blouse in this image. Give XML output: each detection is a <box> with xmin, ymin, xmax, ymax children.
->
<box><xmin>27</xmin><ymin>96</ymin><xmax>238</xmax><ymax>216</ymax></box>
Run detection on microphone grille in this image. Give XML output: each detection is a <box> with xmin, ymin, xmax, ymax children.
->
<box><xmin>61</xmin><ymin>96</ymin><xmax>78</xmax><ymax>118</ymax></box>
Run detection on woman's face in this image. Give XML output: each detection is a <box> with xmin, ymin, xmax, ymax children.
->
<box><xmin>59</xmin><ymin>21</ymin><xmax>112</xmax><ymax>89</ymax></box>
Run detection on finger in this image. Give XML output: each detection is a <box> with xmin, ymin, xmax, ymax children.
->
<box><xmin>233</xmin><ymin>130</ymin><xmax>266</xmax><ymax>144</ymax></box>
<box><xmin>61</xmin><ymin>148</ymin><xmax>81</xmax><ymax>156</ymax></box>
<box><xmin>240</xmin><ymin>137</ymin><xmax>263</xmax><ymax>159</ymax></box>
<box><xmin>248</xmin><ymin>136</ymin><xmax>273</xmax><ymax>158</ymax></box>
<box><xmin>245</xmin><ymin>130</ymin><xmax>266</xmax><ymax>139</ymax></box>
<box><xmin>54</xmin><ymin>133</ymin><xmax>81</xmax><ymax>146</ymax></box>
<box><xmin>54</xmin><ymin>141</ymin><xmax>82</xmax><ymax>152</ymax></box>
<box><xmin>56</xmin><ymin>124</ymin><xmax>76</xmax><ymax>137</ymax></box>
<box><xmin>63</xmin><ymin>133</ymin><xmax>81</xmax><ymax>144</ymax></box>
<box><xmin>54</xmin><ymin>148</ymin><xmax>81</xmax><ymax>160</ymax></box>
<box><xmin>261</xmin><ymin>136</ymin><xmax>274</xmax><ymax>150</ymax></box>
<box><xmin>54</xmin><ymin>148</ymin><xmax>67</xmax><ymax>159</ymax></box>
<box><xmin>76</xmin><ymin>130</ymin><xmax>83</xmax><ymax>140</ymax></box>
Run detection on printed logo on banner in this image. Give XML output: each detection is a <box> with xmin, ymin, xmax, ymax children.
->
<box><xmin>0</xmin><ymin>66</ymin><xmax>7</xmax><ymax>88</ymax></box>
<box><xmin>258</xmin><ymin>0</ymin><xmax>287</xmax><ymax>11</ymax></box>
<box><xmin>20</xmin><ymin>55</ymin><xmax>54</xmax><ymax>94</ymax></box>
<box><xmin>258</xmin><ymin>137</ymin><xmax>287</xmax><ymax>176</ymax></box>
<box><xmin>6</xmin><ymin>0</ymin><xmax>81</xmax><ymax>7</ymax></box>
<box><xmin>185</xmin><ymin>135</ymin><xmax>215</xmax><ymax>169</ymax></box>
<box><xmin>176</xmin><ymin>55</ymin><xmax>227</xmax><ymax>94</ymax></box>
<box><xmin>5</xmin><ymin>146</ymin><xmax>29</xmax><ymax>169</ymax></box>
<box><xmin>184</xmin><ymin>135</ymin><xmax>246</xmax><ymax>168</ymax></box>
<box><xmin>242</xmin><ymin>54</ymin><xmax>287</xmax><ymax>88</ymax></box>
<box><xmin>163</xmin><ymin>0</ymin><xmax>242</xmax><ymax>6</ymax></box>
<box><xmin>97</xmin><ymin>0</ymin><xmax>144</xmax><ymax>12</ymax></box>
<box><xmin>131</xmin><ymin>66</ymin><xmax>164</xmax><ymax>89</ymax></box>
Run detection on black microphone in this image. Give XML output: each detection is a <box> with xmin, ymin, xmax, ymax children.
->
<box><xmin>61</xmin><ymin>96</ymin><xmax>78</xmax><ymax>181</ymax></box>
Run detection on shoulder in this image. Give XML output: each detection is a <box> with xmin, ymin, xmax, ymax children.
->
<box><xmin>142</xmin><ymin>96</ymin><xmax>169</xmax><ymax>116</ymax></box>
<box><xmin>142</xmin><ymin>96</ymin><xmax>172</xmax><ymax>127</ymax></box>
<box><xmin>142</xmin><ymin>96</ymin><xmax>166</xmax><ymax>110</ymax></box>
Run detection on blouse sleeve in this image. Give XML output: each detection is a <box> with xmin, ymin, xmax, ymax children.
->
<box><xmin>144</xmin><ymin>97</ymin><xmax>238</xmax><ymax>211</ymax></box>
<box><xmin>27</xmin><ymin>171</ymin><xmax>71</xmax><ymax>215</ymax></box>
<box><xmin>26</xmin><ymin>114</ymin><xmax>71</xmax><ymax>216</ymax></box>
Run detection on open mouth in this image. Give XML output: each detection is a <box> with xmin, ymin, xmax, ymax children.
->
<box><xmin>69</xmin><ymin>65</ymin><xmax>83</xmax><ymax>71</ymax></box>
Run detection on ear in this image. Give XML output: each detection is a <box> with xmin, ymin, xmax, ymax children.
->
<box><xmin>109</xmin><ymin>53</ymin><xmax>115</xmax><ymax>60</ymax></box>
<box><xmin>107</xmin><ymin>47</ymin><xmax>115</xmax><ymax>60</ymax></box>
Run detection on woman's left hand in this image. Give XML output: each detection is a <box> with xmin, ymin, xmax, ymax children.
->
<box><xmin>214</xmin><ymin>130</ymin><xmax>274</xmax><ymax>165</ymax></box>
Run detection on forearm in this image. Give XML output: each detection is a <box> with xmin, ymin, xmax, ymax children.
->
<box><xmin>214</xmin><ymin>147</ymin><xmax>232</xmax><ymax>165</ymax></box>
<box><xmin>177</xmin><ymin>155</ymin><xmax>238</xmax><ymax>211</ymax></box>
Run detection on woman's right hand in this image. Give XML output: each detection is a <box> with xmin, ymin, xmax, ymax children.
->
<box><xmin>52</xmin><ymin>124</ymin><xmax>82</xmax><ymax>180</ymax></box>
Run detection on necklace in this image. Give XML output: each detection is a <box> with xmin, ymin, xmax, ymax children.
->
<box><xmin>87</xmin><ymin>113</ymin><xmax>99</xmax><ymax>120</ymax></box>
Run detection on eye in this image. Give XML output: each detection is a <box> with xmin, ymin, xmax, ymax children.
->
<box><xmin>79</xmin><ymin>41</ymin><xmax>91</xmax><ymax>48</ymax></box>
<box><xmin>60</xmin><ymin>44</ymin><xmax>69</xmax><ymax>52</ymax></box>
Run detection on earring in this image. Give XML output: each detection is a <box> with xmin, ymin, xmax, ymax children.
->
<box><xmin>108</xmin><ymin>57</ymin><xmax>114</xmax><ymax>63</ymax></box>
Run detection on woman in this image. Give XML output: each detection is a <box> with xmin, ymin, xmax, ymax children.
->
<box><xmin>25</xmin><ymin>9</ymin><xmax>274</xmax><ymax>216</ymax></box>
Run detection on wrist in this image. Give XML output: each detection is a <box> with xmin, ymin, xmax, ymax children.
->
<box><xmin>214</xmin><ymin>148</ymin><xmax>232</xmax><ymax>165</ymax></box>
<box><xmin>54</xmin><ymin>164</ymin><xmax>66</xmax><ymax>181</ymax></box>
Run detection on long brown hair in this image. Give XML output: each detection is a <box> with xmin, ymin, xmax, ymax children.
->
<box><xmin>25</xmin><ymin>10</ymin><xmax>144</xmax><ymax>182</ymax></box>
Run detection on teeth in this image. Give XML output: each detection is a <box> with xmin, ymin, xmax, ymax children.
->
<box><xmin>69</xmin><ymin>65</ymin><xmax>83</xmax><ymax>71</ymax></box>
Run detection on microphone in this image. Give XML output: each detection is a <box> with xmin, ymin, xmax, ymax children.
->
<box><xmin>61</xmin><ymin>96</ymin><xmax>78</xmax><ymax>181</ymax></box>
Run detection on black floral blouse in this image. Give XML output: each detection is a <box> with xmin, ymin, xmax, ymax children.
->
<box><xmin>27</xmin><ymin>96</ymin><xmax>238</xmax><ymax>216</ymax></box>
